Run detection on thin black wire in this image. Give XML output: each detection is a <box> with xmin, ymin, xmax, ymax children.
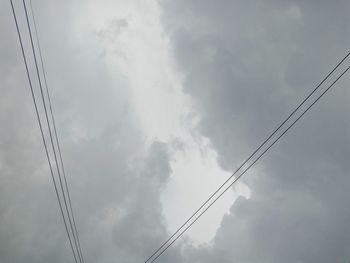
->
<box><xmin>150</xmin><ymin>65</ymin><xmax>350</xmax><ymax>263</ymax></box>
<box><xmin>21</xmin><ymin>1</ymin><xmax>83</xmax><ymax>262</ymax></box>
<box><xmin>144</xmin><ymin>52</ymin><xmax>350</xmax><ymax>263</ymax></box>
<box><xmin>28</xmin><ymin>1</ymin><xmax>85</xmax><ymax>262</ymax></box>
<box><xmin>9</xmin><ymin>1</ymin><xmax>78</xmax><ymax>262</ymax></box>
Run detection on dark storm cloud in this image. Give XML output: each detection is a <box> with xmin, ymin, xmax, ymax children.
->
<box><xmin>0</xmin><ymin>1</ymin><xmax>183</xmax><ymax>262</ymax></box>
<box><xmin>159</xmin><ymin>0</ymin><xmax>350</xmax><ymax>262</ymax></box>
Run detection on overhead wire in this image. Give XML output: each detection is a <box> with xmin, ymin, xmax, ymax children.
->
<box><xmin>9</xmin><ymin>1</ymin><xmax>79</xmax><ymax>262</ymax></box>
<box><xmin>27</xmin><ymin>1</ymin><xmax>85</xmax><ymax>262</ymax></box>
<box><xmin>144</xmin><ymin>51</ymin><xmax>350</xmax><ymax>263</ymax></box>
<box><xmin>149</xmin><ymin>64</ymin><xmax>350</xmax><ymax>263</ymax></box>
<box><xmin>21</xmin><ymin>0</ymin><xmax>83</xmax><ymax>262</ymax></box>
<box><xmin>146</xmin><ymin>53</ymin><xmax>350</xmax><ymax>262</ymax></box>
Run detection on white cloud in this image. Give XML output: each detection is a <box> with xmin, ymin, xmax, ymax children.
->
<box><xmin>87</xmin><ymin>0</ymin><xmax>238</xmax><ymax>244</ymax></box>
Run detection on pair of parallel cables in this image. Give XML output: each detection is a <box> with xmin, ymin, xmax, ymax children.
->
<box><xmin>10</xmin><ymin>1</ymin><xmax>85</xmax><ymax>263</ymax></box>
<box><xmin>145</xmin><ymin>51</ymin><xmax>350</xmax><ymax>262</ymax></box>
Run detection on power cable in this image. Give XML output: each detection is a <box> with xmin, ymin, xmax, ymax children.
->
<box><xmin>21</xmin><ymin>0</ymin><xmax>83</xmax><ymax>262</ymax></box>
<box><xmin>28</xmin><ymin>1</ymin><xmax>85</xmax><ymax>262</ymax></box>
<box><xmin>146</xmin><ymin>56</ymin><xmax>350</xmax><ymax>262</ymax></box>
<box><xmin>10</xmin><ymin>1</ymin><xmax>79</xmax><ymax>262</ymax></box>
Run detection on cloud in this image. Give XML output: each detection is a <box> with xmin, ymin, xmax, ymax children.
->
<box><xmin>2</xmin><ymin>0</ymin><xmax>350</xmax><ymax>262</ymax></box>
<box><xmin>159</xmin><ymin>0</ymin><xmax>350</xmax><ymax>262</ymax></box>
<box><xmin>0</xmin><ymin>0</ymin><xmax>184</xmax><ymax>262</ymax></box>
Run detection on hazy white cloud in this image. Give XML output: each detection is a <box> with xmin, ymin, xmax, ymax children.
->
<box><xmin>86</xmin><ymin>0</ymin><xmax>235</xmax><ymax>243</ymax></box>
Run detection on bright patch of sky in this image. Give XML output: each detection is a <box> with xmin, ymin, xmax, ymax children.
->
<box><xmin>83</xmin><ymin>0</ymin><xmax>243</xmax><ymax>244</ymax></box>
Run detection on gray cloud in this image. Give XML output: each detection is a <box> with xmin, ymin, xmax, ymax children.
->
<box><xmin>2</xmin><ymin>0</ymin><xmax>350</xmax><ymax>262</ymax></box>
<box><xmin>159</xmin><ymin>0</ymin><xmax>350</xmax><ymax>262</ymax></box>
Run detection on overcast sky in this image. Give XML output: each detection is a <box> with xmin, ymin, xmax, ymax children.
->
<box><xmin>1</xmin><ymin>0</ymin><xmax>350</xmax><ymax>263</ymax></box>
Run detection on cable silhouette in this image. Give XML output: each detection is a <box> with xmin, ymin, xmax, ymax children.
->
<box><xmin>144</xmin><ymin>52</ymin><xmax>350</xmax><ymax>263</ymax></box>
<box><xmin>10</xmin><ymin>1</ymin><xmax>78</xmax><ymax>262</ymax></box>
<box><xmin>28</xmin><ymin>1</ymin><xmax>85</xmax><ymax>262</ymax></box>
<box><xmin>149</xmin><ymin>65</ymin><xmax>350</xmax><ymax>262</ymax></box>
<box><xmin>21</xmin><ymin>0</ymin><xmax>83</xmax><ymax>262</ymax></box>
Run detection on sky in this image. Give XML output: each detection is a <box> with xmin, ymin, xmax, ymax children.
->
<box><xmin>0</xmin><ymin>0</ymin><xmax>350</xmax><ymax>263</ymax></box>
